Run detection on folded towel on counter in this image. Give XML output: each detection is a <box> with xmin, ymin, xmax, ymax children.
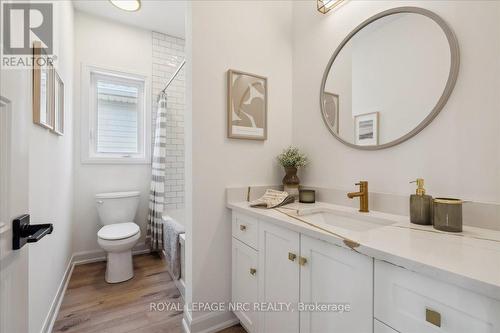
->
<box><xmin>162</xmin><ymin>217</ymin><xmax>185</xmax><ymax>280</ymax></box>
<box><xmin>249</xmin><ymin>189</ymin><xmax>295</xmax><ymax>209</ymax></box>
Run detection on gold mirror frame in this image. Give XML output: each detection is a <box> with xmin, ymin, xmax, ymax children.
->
<box><xmin>319</xmin><ymin>7</ymin><xmax>460</xmax><ymax>150</ymax></box>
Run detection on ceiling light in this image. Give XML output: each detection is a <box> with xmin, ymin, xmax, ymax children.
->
<box><xmin>317</xmin><ymin>0</ymin><xmax>345</xmax><ymax>14</ymax></box>
<box><xmin>109</xmin><ymin>0</ymin><xmax>141</xmax><ymax>12</ymax></box>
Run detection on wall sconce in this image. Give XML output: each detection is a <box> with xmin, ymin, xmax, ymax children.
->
<box><xmin>317</xmin><ymin>0</ymin><xmax>345</xmax><ymax>14</ymax></box>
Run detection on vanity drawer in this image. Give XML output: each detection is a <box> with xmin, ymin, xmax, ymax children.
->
<box><xmin>232</xmin><ymin>212</ymin><xmax>258</xmax><ymax>250</ymax></box>
<box><xmin>374</xmin><ymin>260</ymin><xmax>500</xmax><ymax>333</ymax></box>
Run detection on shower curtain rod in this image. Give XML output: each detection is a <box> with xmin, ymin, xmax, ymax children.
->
<box><xmin>160</xmin><ymin>59</ymin><xmax>186</xmax><ymax>94</ymax></box>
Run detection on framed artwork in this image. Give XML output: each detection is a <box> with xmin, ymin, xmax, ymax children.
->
<box><xmin>355</xmin><ymin>112</ymin><xmax>379</xmax><ymax>146</ymax></box>
<box><xmin>33</xmin><ymin>41</ymin><xmax>54</xmax><ymax>130</ymax></box>
<box><xmin>52</xmin><ymin>70</ymin><xmax>64</xmax><ymax>135</ymax></box>
<box><xmin>323</xmin><ymin>92</ymin><xmax>339</xmax><ymax>134</ymax></box>
<box><xmin>227</xmin><ymin>69</ymin><xmax>267</xmax><ymax>140</ymax></box>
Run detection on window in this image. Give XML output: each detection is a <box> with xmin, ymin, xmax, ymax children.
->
<box><xmin>82</xmin><ymin>65</ymin><xmax>150</xmax><ymax>163</ymax></box>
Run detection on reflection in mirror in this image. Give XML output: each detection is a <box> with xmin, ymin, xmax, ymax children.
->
<box><xmin>321</xmin><ymin>8</ymin><xmax>459</xmax><ymax>149</ymax></box>
<box><xmin>323</xmin><ymin>92</ymin><xmax>339</xmax><ymax>133</ymax></box>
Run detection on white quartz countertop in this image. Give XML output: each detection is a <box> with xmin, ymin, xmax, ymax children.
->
<box><xmin>227</xmin><ymin>201</ymin><xmax>500</xmax><ymax>300</ymax></box>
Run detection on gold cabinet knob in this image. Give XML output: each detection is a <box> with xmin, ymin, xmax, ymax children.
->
<box><xmin>239</xmin><ymin>225</ymin><xmax>247</xmax><ymax>231</ymax></box>
<box><xmin>249</xmin><ymin>268</ymin><xmax>257</xmax><ymax>276</ymax></box>
<box><xmin>288</xmin><ymin>252</ymin><xmax>297</xmax><ymax>261</ymax></box>
<box><xmin>299</xmin><ymin>256</ymin><xmax>308</xmax><ymax>266</ymax></box>
<box><xmin>426</xmin><ymin>308</ymin><xmax>441</xmax><ymax>327</ymax></box>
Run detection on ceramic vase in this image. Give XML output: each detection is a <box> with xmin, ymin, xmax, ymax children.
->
<box><xmin>283</xmin><ymin>167</ymin><xmax>300</xmax><ymax>198</ymax></box>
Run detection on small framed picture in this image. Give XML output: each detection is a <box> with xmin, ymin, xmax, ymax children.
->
<box><xmin>227</xmin><ymin>69</ymin><xmax>267</xmax><ymax>140</ymax></box>
<box><xmin>323</xmin><ymin>92</ymin><xmax>339</xmax><ymax>134</ymax></box>
<box><xmin>355</xmin><ymin>112</ymin><xmax>379</xmax><ymax>146</ymax></box>
<box><xmin>52</xmin><ymin>70</ymin><xmax>64</xmax><ymax>135</ymax></box>
<box><xmin>33</xmin><ymin>41</ymin><xmax>54</xmax><ymax>130</ymax></box>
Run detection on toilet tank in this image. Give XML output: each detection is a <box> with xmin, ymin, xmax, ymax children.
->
<box><xmin>95</xmin><ymin>191</ymin><xmax>140</xmax><ymax>225</ymax></box>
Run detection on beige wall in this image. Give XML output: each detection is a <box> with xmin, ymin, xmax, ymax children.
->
<box><xmin>72</xmin><ymin>12</ymin><xmax>153</xmax><ymax>253</ymax></box>
<box><xmin>28</xmin><ymin>1</ymin><xmax>75</xmax><ymax>331</ymax></box>
<box><xmin>186</xmin><ymin>0</ymin><xmax>293</xmax><ymax>328</ymax></box>
<box><xmin>292</xmin><ymin>1</ymin><xmax>500</xmax><ymax>205</ymax></box>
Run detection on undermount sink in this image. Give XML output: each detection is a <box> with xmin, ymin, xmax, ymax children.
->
<box><xmin>306</xmin><ymin>212</ymin><xmax>394</xmax><ymax>232</ymax></box>
<box><xmin>295</xmin><ymin>206</ymin><xmax>401</xmax><ymax>233</ymax></box>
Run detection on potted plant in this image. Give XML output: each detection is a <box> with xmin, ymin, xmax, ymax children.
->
<box><xmin>277</xmin><ymin>146</ymin><xmax>308</xmax><ymax>197</ymax></box>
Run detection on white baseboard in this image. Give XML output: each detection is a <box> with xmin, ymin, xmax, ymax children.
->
<box><xmin>182</xmin><ymin>310</ymin><xmax>239</xmax><ymax>333</ymax></box>
<box><xmin>72</xmin><ymin>243</ymin><xmax>150</xmax><ymax>266</ymax></box>
<box><xmin>41</xmin><ymin>255</ymin><xmax>74</xmax><ymax>333</ymax></box>
<box><xmin>175</xmin><ymin>277</ymin><xmax>186</xmax><ymax>299</ymax></box>
<box><xmin>182</xmin><ymin>310</ymin><xmax>192</xmax><ymax>333</ymax></box>
<box><xmin>40</xmin><ymin>245</ymin><xmax>151</xmax><ymax>333</ymax></box>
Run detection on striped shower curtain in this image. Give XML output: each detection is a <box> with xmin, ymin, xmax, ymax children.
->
<box><xmin>147</xmin><ymin>94</ymin><xmax>167</xmax><ymax>251</ymax></box>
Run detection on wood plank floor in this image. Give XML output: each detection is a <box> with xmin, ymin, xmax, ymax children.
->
<box><xmin>53</xmin><ymin>253</ymin><xmax>245</xmax><ymax>333</ymax></box>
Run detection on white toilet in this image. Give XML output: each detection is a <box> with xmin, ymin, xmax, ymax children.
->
<box><xmin>96</xmin><ymin>191</ymin><xmax>141</xmax><ymax>283</ymax></box>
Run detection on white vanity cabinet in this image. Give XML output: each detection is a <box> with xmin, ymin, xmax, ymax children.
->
<box><xmin>374</xmin><ymin>260</ymin><xmax>500</xmax><ymax>333</ymax></box>
<box><xmin>258</xmin><ymin>221</ymin><xmax>300</xmax><ymax>333</ymax></box>
<box><xmin>231</xmin><ymin>212</ymin><xmax>373</xmax><ymax>333</ymax></box>
<box><xmin>231</xmin><ymin>208</ymin><xmax>500</xmax><ymax>333</ymax></box>
<box><xmin>232</xmin><ymin>213</ymin><xmax>260</xmax><ymax>332</ymax></box>
<box><xmin>300</xmin><ymin>235</ymin><xmax>373</xmax><ymax>333</ymax></box>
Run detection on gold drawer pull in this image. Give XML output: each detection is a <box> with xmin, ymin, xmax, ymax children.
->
<box><xmin>288</xmin><ymin>252</ymin><xmax>297</xmax><ymax>261</ymax></box>
<box><xmin>299</xmin><ymin>256</ymin><xmax>308</xmax><ymax>266</ymax></box>
<box><xmin>249</xmin><ymin>268</ymin><xmax>257</xmax><ymax>276</ymax></box>
<box><xmin>239</xmin><ymin>225</ymin><xmax>247</xmax><ymax>231</ymax></box>
<box><xmin>426</xmin><ymin>308</ymin><xmax>441</xmax><ymax>327</ymax></box>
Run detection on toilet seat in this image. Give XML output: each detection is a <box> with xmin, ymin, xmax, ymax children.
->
<box><xmin>98</xmin><ymin>222</ymin><xmax>139</xmax><ymax>240</ymax></box>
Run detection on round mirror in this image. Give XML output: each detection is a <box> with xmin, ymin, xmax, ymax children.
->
<box><xmin>320</xmin><ymin>7</ymin><xmax>459</xmax><ymax>150</ymax></box>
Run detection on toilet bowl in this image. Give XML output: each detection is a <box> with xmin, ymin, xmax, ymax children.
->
<box><xmin>95</xmin><ymin>191</ymin><xmax>141</xmax><ymax>283</ymax></box>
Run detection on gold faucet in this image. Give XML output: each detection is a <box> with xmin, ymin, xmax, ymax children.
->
<box><xmin>347</xmin><ymin>181</ymin><xmax>369</xmax><ymax>213</ymax></box>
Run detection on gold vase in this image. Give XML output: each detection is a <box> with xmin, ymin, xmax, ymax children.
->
<box><xmin>283</xmin><ymin>167</ymin><xmax>300</xmax><ymax>197</ymax></box>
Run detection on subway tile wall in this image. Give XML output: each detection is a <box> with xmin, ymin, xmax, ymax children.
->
<box><xmin>152</xmin><ymin>31</ymin><xmax>185</xmax><ymax>209</ymax></box>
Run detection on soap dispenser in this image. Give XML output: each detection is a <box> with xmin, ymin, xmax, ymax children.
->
<box><xmin>409</xmin><ymin>178</ymin><xmax>432</xmax><ymax>225</ymax></box>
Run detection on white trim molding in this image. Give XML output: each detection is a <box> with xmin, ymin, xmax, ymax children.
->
<box><xmin>41</xmin><ymin>256</ymin><xmax>74</xmax><ymax>333</ymax></box>
<box><xmin>182</xmin><ymin>310</ymin><xmax>239</xmax><ymax>333</ymax></box>
<box><xmin>72</xmin><ymin>243</ymin><xmax>150</xmax><ymax>265</ymax></box>
<box><xmin>80</xmin><ymin>63</ymin><xmax>152</xmax><ymax>165</ymax></box>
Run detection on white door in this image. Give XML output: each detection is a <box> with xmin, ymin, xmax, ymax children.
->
<box><xmin>300</xmin><ymin>235</ymin><xmax>373</xmax><ymax>333</ymax></box>
<box><xmin>0</xmin><ymin>62</ymin><xmax>31</xmax><ymax>331</ymax></box>
<box><xmin>258</xmin><ymin>222</ymin><xmax>300</xmax><ymax>333</ymax></box>
<box><xmin>232</xmin><ymin>238</ymin><xmax>259</xmax><ymax>333</ymax></box>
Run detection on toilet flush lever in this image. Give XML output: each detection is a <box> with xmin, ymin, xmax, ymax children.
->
<box><xmin>97</xmin><ymin>200</ymin><xmax>104</xmax><ymax>204</ymax></box>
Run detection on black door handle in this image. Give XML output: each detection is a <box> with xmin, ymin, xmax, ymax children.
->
<box><xmin>12</xmin><ymin>214</ymin><xmax>54</xmax><ymax>250</ymax></box>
